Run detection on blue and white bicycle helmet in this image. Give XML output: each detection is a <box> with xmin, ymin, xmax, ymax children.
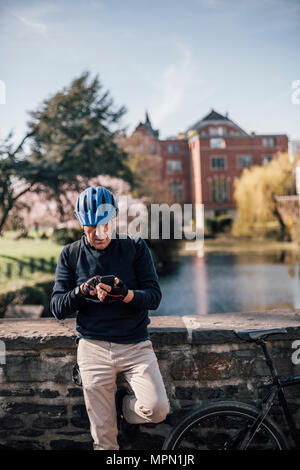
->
<box><xmin>74</xmin><ymin>186</ymin><xmax>118</xmax><ymax>226</ymax></box>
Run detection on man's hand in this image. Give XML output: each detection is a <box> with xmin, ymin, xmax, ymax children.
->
<box><xmin>80</xmin><ymin>275</ymin><xmax>102</xmax><ymax>298</ymax></box>
<box><xmin>96</xmin><ymin>277</ymin><xmax>130</xmax><ymax>303</ymax></box>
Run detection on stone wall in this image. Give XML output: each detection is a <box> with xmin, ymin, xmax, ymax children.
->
<box><xmin>0</xmin><ymin>310</ymin><xmax>300</xmax><ymax>450</ymax></box>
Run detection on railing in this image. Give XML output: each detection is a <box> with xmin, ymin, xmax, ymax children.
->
<box><xmin>0</xmin><ymin>257</ymin><xmax>57</xmax><ymax>280</ymax></box>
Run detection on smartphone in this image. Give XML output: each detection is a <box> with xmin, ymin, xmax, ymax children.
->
<box><xmin>100</xmin><ymin>275</ymin><xmax>115</xmax><ymax>287</ymax></box>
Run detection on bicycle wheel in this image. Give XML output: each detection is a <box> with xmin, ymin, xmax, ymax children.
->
<box><xmin>163</xmin><ymin>401</ymin><xmax>288</xmax><ymax>450</ymax></box>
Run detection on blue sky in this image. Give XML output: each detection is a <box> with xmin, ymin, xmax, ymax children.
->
<box><xmin>0</xmin><ymin>0</ymin><xmax>299</xmax><ymax>146</ymax></box>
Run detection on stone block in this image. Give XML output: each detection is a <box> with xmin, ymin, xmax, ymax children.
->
<box><xmin>50</xmin><ymin>439</ymin><xmax>92</xmax><ymax>450</ymax></box>
<box><xmin>192</xmin><ymin>329</ymin><xmax>237</xmax><ymax>344</ymax></box>
<box><xmin>70</xmin><ymin>404</ymin><xmax>89</xmax><ymax>428</ymax></box>
<box><xmin>0</xmin><ymin>388</ymin><xmax>34</xmax><ymax>397</ymax></box>
<box><xmin>169</xmin><ymin>351</ymin><xmax>237</xmax><ymax>381</ymax></box>
<box><xmin>150</xmin><ymin>328</ymin><xmax>188</xmax><ymax>345</ymax></box>
<box><xmin>5</xmin><ymin>305</ymin><xmax>44</xmax><ymax>319</ymax></box>
<box><xmin>66</xmin><ymin>387</ymin><xmax>83</xmax><ymax>397</ymax></box>
<box><xmin>168</xmin><ymin>353</ymin><xmax>199</xmax><ymax>380</ymax></box>
<box><xmin>70</xmin><ymin>417</ymin><xmax>90</xmax><ymax>429</ymax></box>
<box><xmin>36</xmin><ymin>389</ymin><xmax>60</xmax><ymax>398</ymax></box>
<box><xmin>0</xmin><ymin>439</ymin><xmax>45</xmax><ymax>450</ymax></box>
<box><xmin>0</xmin><ymin>416</ymin><xmax>24</xmax><ymax>429</ymax></box>
<box><xmin>17</xmin><ymin>429</ymin><xmax>45</xmax><ymax>437</ymax></box>
<box><xmin>3</xmin><ymin>354</ymin><xmax>74</xmax><ymax>383</ymax></box>
<box><xmin>32</xmin><ymin>417</ymin><xmax>68</xmax><ymax>429</ymax></box>
<box><xmin>3</xmin><ymin>402</ymin><xmax>66</xmax><ymax>416</ymax></box>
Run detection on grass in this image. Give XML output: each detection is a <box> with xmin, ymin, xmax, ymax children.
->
<box><xmin>0</xmin><ymin>233</ymin><xmax>63</xmax><ymax>293</ymax></box>
<box><xmin>0</xmin><ymin>238</ymin><xmax>62</xmax><ymax>261</ymax></box>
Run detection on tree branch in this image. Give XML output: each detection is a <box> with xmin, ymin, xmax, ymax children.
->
<box><xmin>8</xmin><ymin>130</ymin><xmax>36</xmax><ymax>159</ymax></box>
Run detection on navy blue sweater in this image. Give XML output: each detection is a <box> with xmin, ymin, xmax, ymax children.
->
<box><xmin>50</xmin><ymin>233</ymin><xmax>162</xmax><ymax>343</ymax></box>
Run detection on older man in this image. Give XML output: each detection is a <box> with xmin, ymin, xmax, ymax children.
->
<box><xmin>50</xmin><ymin>186</ymin><xmax>169</xmax><ymax>450</ymax></box>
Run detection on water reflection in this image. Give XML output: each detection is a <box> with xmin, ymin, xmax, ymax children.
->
<box><xmin>154</xmin><ymin>250</ymin><xmax>300</xmax><ymax>316</ymax></box>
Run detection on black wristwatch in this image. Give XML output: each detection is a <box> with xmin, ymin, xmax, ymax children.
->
<box><xmin>74</xmin><ymin>285</ymin><xmax>85</xmax><ymax>298</ymax></box>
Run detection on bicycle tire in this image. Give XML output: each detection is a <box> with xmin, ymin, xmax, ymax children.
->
<box><xmin>163</xmin><ymin>401</ymin><xmax>289</xmax><ymax>450</ymax></box>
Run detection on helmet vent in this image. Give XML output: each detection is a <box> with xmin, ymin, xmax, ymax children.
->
<box><xmin>83</xmin><ymin>195</ymin><xmax>88</xmax><ymax>212</ymax></box>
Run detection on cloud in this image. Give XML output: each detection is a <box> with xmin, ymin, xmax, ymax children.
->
<box><xmin>17</xmin><ymin>14</ymin><xmax>47</xmax><ymax>35</ymax></box>
<box><xmin>150</xmin><ymin>43</ymin><xmax>214</xmax><ymax>130</ymax></box>
<box><xmin>151</xmin><ymin>44</ymin><xmax>194</xmax><ymax>125</ymax></box>
<box><xmin>8</xmin><ymin>2</ymin><xmax>62</xmax><ymax>36</ymax></box>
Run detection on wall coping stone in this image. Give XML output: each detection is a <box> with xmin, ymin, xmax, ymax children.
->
<box><xmin>0</xmin><ymin>308</ymin><xmax>300</xmax><ymax>350</ymax></box>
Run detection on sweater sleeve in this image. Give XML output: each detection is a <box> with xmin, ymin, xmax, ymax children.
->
<box><xmin>50</xmin><ymin>244</ymin><xmax>85</xmax><ymax>320</ymax></box>
<box><xmin>127</xmin><ymin>237</ymin><xmax>162</xmax><ymax>311</ymax></box>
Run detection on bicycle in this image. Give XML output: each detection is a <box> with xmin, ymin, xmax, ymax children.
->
<box><xmin>162</xmin><ymin>327</ymin><xmax>300</xmax><ymax>450</ymax></box>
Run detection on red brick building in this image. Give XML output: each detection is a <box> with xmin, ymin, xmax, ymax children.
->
<box><xmin>121</xmin><ymin>109</ymin><xmax>288</xmax><ymax>218</ymax></box>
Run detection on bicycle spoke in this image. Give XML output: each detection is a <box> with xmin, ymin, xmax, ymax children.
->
<box><xmin>171</xmin><ymin>411</ymin><xmax>283</xmax><ymax>450</ymax></box>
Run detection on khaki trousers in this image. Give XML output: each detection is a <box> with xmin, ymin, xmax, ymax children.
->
<box><xmin>77</xmin><ymin>338</ymin><xmax>170</xmax><ymax>450</ymax></box>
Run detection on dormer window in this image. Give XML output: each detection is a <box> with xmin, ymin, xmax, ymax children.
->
<box><xmin>262</xmin><ymin>137</ymin><xmax>275</xmax><ymax>148</ymax></box>
<box><xmin>209</xmin><ymin>126</ymin><xmax>224</xmax><ymax>136</ymax></box>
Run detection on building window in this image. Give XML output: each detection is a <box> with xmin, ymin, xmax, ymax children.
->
<box><xmin>210</xmin><ymin>177</ymin><xmax>230</xmax><ymax>203</ymax></box>
<box><xmin>174</xmin><ymin>144</ymin><xmax>180</xmax><ymax>153</ymax></box>
<box><xmin>168</xmin><ymin>144</ymin><xmax>174</xmax><ymax>153</ymax></box>
<box><xmin>263</xmin><ymin>154</ymin><xmax>273</xmax><ymax>165</ymax></box>
<box><xmin>262</xmin><ymin>137</ymin><xmax>275</xmax><ymax>148</ymax></box>
<box><xmin>150</xmin><ymin>145</ymin><xmax>156</xmax><ymax>154</ymax></box>
<box><xmin>139</xmin><ymin>144</ymin><xmax>145</xmax><ymax>152</ymax></box>
<box><xmin>168</xmin><ymin>181</ymin><xmax>184</xmax><ymax>201</ymax></box>
<box><xmin>210</xmin><ymin>138</ymin><xmax>226</xmax><ymax>149</ymax></box>
<box><xmin>211</xmin><ymin>156</ymin><xmax>226</xmax><ymax>170</ymax></box>
<box><xmin>237</xmin><ymin>155</ymin><xmax>252</xmax><ymax>169</ymax></box>
<box><xmin>167</xmin><ymin>160</ymin><xmax>182</xmax><ymax>174</ymax></box>
<box><xmin>209</xmin><ymin>126</ymin><xmax>224</xmax><ymax>136</ymax></box>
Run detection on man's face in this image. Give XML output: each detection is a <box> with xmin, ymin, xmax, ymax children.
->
<box><xmin>83</xmin><ymin>220</ymin><xmax>113</xmax><ymax>250</ymax></box>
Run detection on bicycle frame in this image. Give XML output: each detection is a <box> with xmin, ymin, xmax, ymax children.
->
<box><xmin>276</xmin><ymin>376</ymin><xmax>300</xmax><ymax>448</ymax></box>
<box><xmin>238</xmin><ymin>339</ymin><xmax>300</xmax><ymax>449</ymax></box>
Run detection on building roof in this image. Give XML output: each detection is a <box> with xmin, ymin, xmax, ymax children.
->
<box><xmin>202</xmin><ymin>109</ymin><xmax>228</xmax><ymax>121</ymax></box>
<box><xmin>186</xmin><ymin>108</ymin><xmax>249</xmax><ymax>136</ymax></box>
<box><xmin>134</xmin><ymin>111</ymin><xmax>159</xmax><ymax>138</ymax></box>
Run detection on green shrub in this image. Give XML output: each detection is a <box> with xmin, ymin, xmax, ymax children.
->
<box><xmin>217</xmin><ymin>216</ymin><xmax>233</xmax><ymax>232</ymax></box>
<box><xmin>0</xmin><ymin>280</ymin><xmax>55</xmax><ymax>318</ymax></box>
<box><xmin>146</xmin><ymin>238</ymin><xmax>181</xmax><ymax>275</ymax></box>
<box><xmin>0</xmin><ymin>291</ymin><xmax>15</xmax><ymax>317</ymax></box>
<box><xmin>51</xmin><ymin>227</ymin><xmax>83</xmax><ymax>245</ymax></box>
<box><xmin>205</xmin><ymin>218</ymin><xmax>218</xmax><ymax>234</ymax></box>
<box><xmin>205</xmin><ymin>216</ymin><xmax>233</xmax><ymax>235</ymax></box>
<box><xmin>40</xmin><ymin>232</ymin><xmax>49</xmax><ymax>239</ymax></box>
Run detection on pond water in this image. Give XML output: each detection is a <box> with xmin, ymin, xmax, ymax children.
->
<box><xmin>153</xmin><ymin>251</ymin><xmax>300</xmax><ymax>316</ymax></box>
